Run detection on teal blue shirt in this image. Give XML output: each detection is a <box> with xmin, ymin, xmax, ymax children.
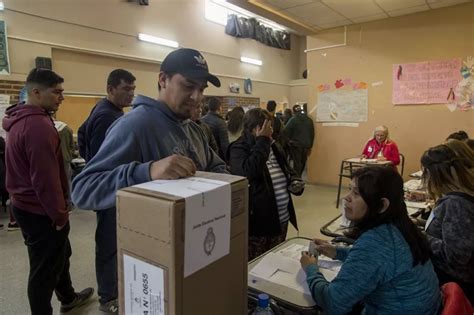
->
<box><xmin>305</xmin><ymin>224</ymin><xmax>441</xmax><ymax>315</ymax></box>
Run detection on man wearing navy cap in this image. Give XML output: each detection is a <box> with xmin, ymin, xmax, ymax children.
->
<box><xmin>71</xmin><ymin>48</ymin><xmax>227</xmax><ymax>313</ymax></box>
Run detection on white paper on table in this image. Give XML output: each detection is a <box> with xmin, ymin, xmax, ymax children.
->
<box><xmin>270</xmin><ymin>269</ymin><xmax>311</xmax><ymax>295</ymax></box>
<box><xmin>404</xmin><ymin>179</ymin><xmax>423</xmax><ymax>191</ymax></box>
<box><xmin>250</xmin><ymin>246</ymin><xmax>342</xmax><ymax>295</ymax></box>
<box><xmin>405</xmin><ymin>201</ymin><xmax>429</xmax><ymax>209</ymax></box>
<box><xmin>276</xmin><ymin>243</ymin><xmax>307</xmax><ymax>260</ymax></box>
<box><xmin>133</xmin><ymin>177</ymin><xmax>231</xmax><ymax>277</ymax></box>
<box><xmin>407</xmin><ymin>207</ymin><xmax>421</xmax><ymax>216</ymax></box>
<box><xmin>410</xmin><ymin>170</ymin><xmax>423</xmax><ymax>178</ymax></box>
<box><xmin>345</xmin><ymin>158</ymin><xmax>378</xmax><ymax>163</ymax></box>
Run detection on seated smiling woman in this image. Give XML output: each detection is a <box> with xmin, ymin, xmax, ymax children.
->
<box><xmin>300</xmin><ymin>166</ymin><xmax>441</xmax><ymax>315</ymax></box>
<box><xmin>361</xmin><ymin>125</ymin><xmax>400</xmax><ymax>166</ymax></box>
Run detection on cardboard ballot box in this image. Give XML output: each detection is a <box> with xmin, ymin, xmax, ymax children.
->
<box><xmin>117</xmin><ymin>172</ymin><xmax>248</xmax><ymax>315</ymax></box>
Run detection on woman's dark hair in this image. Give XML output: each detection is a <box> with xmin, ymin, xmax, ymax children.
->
<box><xmin>227</xmin><ymin>106</ymin><xmax>245</xmax><ymax>134</ymax></box>
<box><xmin>346</xmin><ymin>166</ymin><xmax>431</xmax><ymax>266</ymax></box>
<box><xmin>446</xmin><ymin>130</ymin><xmax>469</xmax><ymax>141</ymax></box>
<box><xmin>420</xmin><ymin>142</ymin><xmax>474</xmax><ymax>200</ymax></box>
<box><xmin>243</xmin><ymin>108</ymin><xmax>271</xmax><ymax>132</ymax></box>
<box><xmin>467</xmin><ymin>139</ymin><xmax>474</xmax><ymax>150</ymax></box>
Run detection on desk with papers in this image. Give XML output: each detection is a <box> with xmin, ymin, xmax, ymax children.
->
<box><xmin>248</xmin><ymin>237</ymin><xmax>342</xmax><ymax>314</ymax></box>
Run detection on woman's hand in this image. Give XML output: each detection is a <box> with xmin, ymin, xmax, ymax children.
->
<box><xmin>300</xmin><ymin>251</ymin><xmax>318</xmax><ymax>270</ymax></box>
<box><xmin>313</xmin><ymin>238</ymin><xmax>337</xmax><ymax>259</ymax></box>
<box><xmin>255</xmin><ymin>119</ymin><xmax>273</xmax><ymax>139</ymax></box>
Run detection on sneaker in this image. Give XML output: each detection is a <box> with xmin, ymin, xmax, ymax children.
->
<box><xmin>0</xmin><ymin>223</ymin><xmax>3</xmax><ymax>229</ymax></box>
<box><xmin>99</xmin><ymin>299</ymin><xmax>119</xmax><ymax>314</ymax></box>
<box><xmin>60</xmin><ymin>287</ymin><xmax>94</xmax><ymax>313</ymax></box>
<box><xmin>7</xmin><ymin>222</ymin><xmax>20</xmax><ymax>231</ymax></box>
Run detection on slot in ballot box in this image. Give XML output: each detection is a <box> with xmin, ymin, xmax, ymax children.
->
<box><xmin>117</xmin><ymin>172</ymin><xmax>248</xmax><ymax>315</ymax></box>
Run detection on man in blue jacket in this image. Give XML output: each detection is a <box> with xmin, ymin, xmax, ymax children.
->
<box><xmin>76</xmin><ymin>69</ymin><xmax>136</xmax><ymax>313</ymax></box>
<box><xmin>72</xmin><ymin>48</ymin><xmax>227</xmax><ymax>313</ymax></box>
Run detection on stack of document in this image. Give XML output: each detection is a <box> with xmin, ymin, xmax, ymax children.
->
<box><xmin>249</xmin><ymin>244</ymin><xmax>342</xmax><ymax>295</ymax></box>
<box><xmin>404</xmin><ymin>179</ymin><xmax>423</xmax><ymax>192</ymax></box>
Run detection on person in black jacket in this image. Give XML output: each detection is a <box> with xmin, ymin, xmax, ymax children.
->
<box><xmin>228</xmin><ymin>108</ymin><xmax>304</xmax><ymax>261</ymax></box>
<box><xmin>77</xmin><ymin>69</ymin><xmax>135</xmax><ymax>314</ymax></box>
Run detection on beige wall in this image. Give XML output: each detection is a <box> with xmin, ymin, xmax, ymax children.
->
<box><xmin>306</xmin><ymin>3</ymin><xmax>474</xmax><ymax>185</ymax></box>
<box><xmin>289</xmin><ymin>79</ymin><xmax>308</xmax><ymax>107</ymax></box>
<box><xmin>1</xmin><ymin>0</ymin><xmax>302</xmax><ymax>105</ymax></box>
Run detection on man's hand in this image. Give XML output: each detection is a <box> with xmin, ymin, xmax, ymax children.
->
<box><xmin>150</xmin><ymin>154</ymin><xmax>197</xmax><ymax>180</ymax></box>
<box><xmin>300</xmin><ymin>251</ymin><xmax>318</xmax><ymax>270</ymax></box>
<box><xmin>256</xmin><ymin>119</ymin><xmax>273</xmax><ymax>139</ymax></box>
<box><xmin>313</xmin><ymin>238</ymin><xmax>337</xmax><ymax>259</ymax></box>
<box><xmin>56</xmin><ymin>223</ymin><xmax>66</xmax><ymax>231</ymax></box>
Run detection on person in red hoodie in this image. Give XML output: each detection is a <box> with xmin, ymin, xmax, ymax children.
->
<box><xmin>2</xmin><ymin>68</ymin><xmax>93</xmax><ymax>315</ymax></box>
<box><xmin>361</xmin><ymin>125</ymin><xmax>400</xmax><ymax>166</ymax></box>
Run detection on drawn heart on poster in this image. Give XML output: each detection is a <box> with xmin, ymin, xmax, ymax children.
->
<box><xmin>335</xmin><ymin>80</ymin><xmax>344</xmax><ymax>89</ymax></box>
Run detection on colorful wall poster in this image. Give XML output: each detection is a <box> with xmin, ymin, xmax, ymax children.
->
<box><xmin>0</xmin><ymin>21</ymin><xmax>10</xmax><ymax>75</ymax></box>
<box><xmin>316</xmin><ymin>89</ymin><xmax>368</xmax><ymax>122</ymax></box>
<box><xmin>392</xmin><ymin>58</ymin><xmax>462</xmax><ymax>104</ymax></box>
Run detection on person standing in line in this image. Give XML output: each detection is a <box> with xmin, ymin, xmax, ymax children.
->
<box><xmin>77</xmin><ymin>68</ymin><xmax>136</xmax><ymax>313</ymax></box>
<box><xmin>190</xmin><ymin>101</ymin><xmax>218</xmax><ymax>153</ymax></box>
<box><xmin>228</xmin><ymin>108</ymin><xmax>304</xmax><ymax>261</ymax></box>
<box><xmin>201</xmin><ymin>97</ymin><xmax>229</xmax><ymax>160</ymax></box>
<box><xmin>284</xmin><ymin>104</ymin><xmax>315</xmax><ymax>177</ymax></box>
<box><xmin>2</xmin><ymin>68</ymin><xmax>93</xmax><ymax>315</ymax></box>
<box><xmin>71</xmin><ymin>49</ymin><xmax>227</xmax><ymax>313</ymax></box>
<box><xmin>265</xmin><ymin>100</ymin><xmax>283</xmax><ymax>142</ymax></box>
<box><xmin>227</xmin><ymin>106</ymin><xmax>244</xmax><ymax>143</ymax></box>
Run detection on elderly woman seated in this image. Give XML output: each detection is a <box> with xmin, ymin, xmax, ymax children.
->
<box><xmin>361</xmin><ymin>125</ymin><xmax>400</xmax><ymax>166</ymax></box>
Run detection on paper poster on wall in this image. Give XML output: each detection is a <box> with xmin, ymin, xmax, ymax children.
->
<box><xmin>0</xmin><ymin>94</ymin><xmax>10</xmax><ymax>139</ymax></box>
<box><xmin>450</xmin><ymin>56</ymin><xmax>474</xmax><ymax>111</ymax></box>
<box><xmin>316</xmin><ymin>89</ymin><xmax>368</xmax><ymax>122</ymax></box>
<box><xmin>0</xmin><ymin>21</ymin><xmax>10</xmax><ymax>75</ymax></box>
<box><xmin>392</xmin><ymin>58</ymin><xmax>462</xmax><ymax>104</ymax></box>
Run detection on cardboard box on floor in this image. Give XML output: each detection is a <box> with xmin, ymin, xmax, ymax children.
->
<box><xmin>117</xmin><ymin>172</ymin><xmax>248</xmax><ymax>315</ymax></box>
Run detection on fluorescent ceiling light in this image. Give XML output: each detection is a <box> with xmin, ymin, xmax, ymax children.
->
<box><xmin>0</xmin><ymin>2</ymin><xmax>4</xmax><ymax>10</ymax></box>
<box><xmin>138</xmin><ymin>33</ymin><xmax>179</xmax><ymax>48</ymax></box>
<box><xmin>240</xmin><ymin>56</ymin><xmax>262</xmax><ymax>66</ymax></box>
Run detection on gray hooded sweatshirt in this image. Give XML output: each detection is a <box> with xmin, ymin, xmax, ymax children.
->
<box><xmin>72</xmin><ymin>95</ymin><xmax>228</xmax><ymax>210</ymax></box>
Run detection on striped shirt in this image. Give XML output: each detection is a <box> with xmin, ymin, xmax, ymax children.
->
<box><xmin>266</xmin><ymin>148</ymin><xmax>290</xmax><ymax>223</ymax></box>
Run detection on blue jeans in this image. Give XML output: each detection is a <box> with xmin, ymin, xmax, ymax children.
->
<box><xmin>95</xmin><ymin>208</ymin><xmax>117</xmax><ymax>304</ymax></box>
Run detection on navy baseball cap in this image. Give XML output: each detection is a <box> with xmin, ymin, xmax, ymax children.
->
<box><xmin>160</xmin><ymin>48</ymin><xmax>221</xmax><ymax>87</ymax></box>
